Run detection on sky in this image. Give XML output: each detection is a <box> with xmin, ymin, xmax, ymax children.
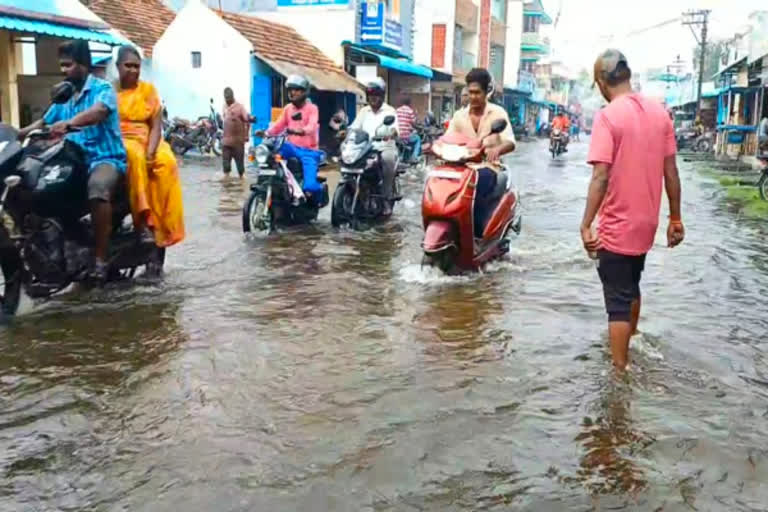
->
<box><xmin>547</xmin><ymin>0</ymin><xmax>767</xmax><ymax>75</ymax></box>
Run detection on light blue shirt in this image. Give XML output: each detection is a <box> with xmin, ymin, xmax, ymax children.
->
<box><xmin>44</xmin><ymin>75</ymin><xmax>126</xmax><ymax>173</ymax></box>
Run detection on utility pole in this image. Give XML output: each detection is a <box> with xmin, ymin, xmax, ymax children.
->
<box><xmin>682</xmin><ymin>9</ymin><xmax>710</xmax><ymax>120</ymax></box>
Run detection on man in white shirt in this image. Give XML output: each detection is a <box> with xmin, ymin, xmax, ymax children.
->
<box><xmin>349</xmin><ymin>78</ymin><xmax>399</xmax><ymax>215</ymax></box>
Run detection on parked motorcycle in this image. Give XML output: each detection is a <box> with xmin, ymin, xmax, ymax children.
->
<box><xmin>0</xmin><ymin>82</ymin><xmax>162</xmax><ymax>318</ymax></box>
<box><xmin>550</xmin><ymin>128</ymin><xmax>566</xmax><ymax>158</ymax></box>
<box><xmin>242</xmin><ymin>112</ymin><xmax>329</xmax><ymax>234</ymax></box>
<box><xmin>757</xmin><ymin>154</ymin><xmax>768</xmax><ymax>201</ymax></box>
<box><xmin>421</xmin><ymin>119</ymin><xmax>521</xmax><ymax>274</ymax></box>
<box><xmin>168</xmin><ymin>98</ymin><xmax>223</xmax><ymax>157</ymax></box>
<box><xmin>331</xmin><ymin>115</ymin><xmax>402</xmax><ymax>228</ymax></box>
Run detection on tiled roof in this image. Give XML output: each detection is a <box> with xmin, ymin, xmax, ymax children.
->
<box><xmin>86</xmin><ymin>0</ymin><xmax>175</xmax><ymax>57</ymax></box>
<box><xmin>217</xmin><ymin>10</ymin><xmax>352</xmax><ymax>83</ymax></box>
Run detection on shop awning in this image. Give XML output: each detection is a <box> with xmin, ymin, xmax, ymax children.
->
<box><xmin>346</xmin><ymin>44</ymin><xmax>433</xmax><ymax>79</ymax></box>
<box><xmin>504</xmin><ymin>87</ymin><xmax>532</xmax><ymax>97</ymax></box>
<box><xmin>260</xmin><ymin>57</ymin><xmax>363</xmax><ymax>96</ymax></box>
<box><xmin>712</xmin><ymin>56</ymin><xmax>747</xmax><ymax>79</ymax></box>
<box><xmin>0</xmin><ymin>14</ymin><xmax>128</xmax><ymax>45</ymax></box>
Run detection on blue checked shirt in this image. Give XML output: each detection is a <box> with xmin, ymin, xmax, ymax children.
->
<box><xmin>44</xmin><ymin>75</ymin><xmax>126</xmax><ymax>173</ymax></box>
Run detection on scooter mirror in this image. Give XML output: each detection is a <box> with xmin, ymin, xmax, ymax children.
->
<box><xmin>50</xmin><ymin>82</ymin><xmax>75</xmax><ymax>104</ymax></box>
<box><xmin>490</xmin><ymin>119</ymin><xmax>507</xmax><ymax>134</ymax></box>
<box><xmin>383</xmin><ymin>115</ymin><xmax>396</xmax><ymax>126</ymax></box>
<box><xmin>291</xmin><ymin>112</ymin><xmax>302</xmax><ymax>121</ymax></box>
<box><xmin>4</xmin><ymin>175</ymin><xmax>21</xmax><ymax>188</ymax></box>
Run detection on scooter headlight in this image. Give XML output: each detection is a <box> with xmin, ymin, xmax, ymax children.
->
<box><xmin>255</xmin><ymin>144</ymin><xmax>270</xmax><ymax>165</ymax></box>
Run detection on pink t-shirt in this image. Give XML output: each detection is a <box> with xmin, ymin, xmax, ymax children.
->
<box><xmin>266</xmin><ymin>102</ymin><xmax>319</xmax><ymax>150</ymax></box>
<box><xmin>587</xmin><ymin>93</ymin><xmax>676</xmax><ymax>256</ymax></box>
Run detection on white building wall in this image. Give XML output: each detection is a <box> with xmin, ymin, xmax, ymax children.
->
<box><xmin>152</xmin><ymin>0</ymin><xmax>253</xmax><ymax>121</ymax></box>
<box><xmin>252</xmin><ymin>8</ymin><xmax>356</xmax><ymax>67</ymax></box>
<box><xmin>412</xmin><ymin>0</ymin><xmax>456</xmax><ymax>75</ymax></box>
<box><xmin>503</xmin><ymin>0</ymin><xmax>522</xmax><ymax>88</ymax></box>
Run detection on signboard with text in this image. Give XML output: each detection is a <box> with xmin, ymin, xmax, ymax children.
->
<box><xmin>360</xmin><ymin>1</ymin><xmax>403</xmax><ymax>52</ymax></box>
<box><xmin>277</xmin><ymin>0</ymin><xmax>349</xmax><ymax>6</ymax></box>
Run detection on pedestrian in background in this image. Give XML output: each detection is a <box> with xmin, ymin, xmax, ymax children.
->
<box><xmin>221</xmin><ymin>87</ymin><xmax>254</xmax><ymax>178</ymax></box>
<box><xmin>580</xmin><ymin>49</ymin><xmax>684</xmax><ymax>371</ymax></box>
<box><xmin>396</xmin><ymin>96</ymin><xmax>421</xmax><ymax>163</ymax></box>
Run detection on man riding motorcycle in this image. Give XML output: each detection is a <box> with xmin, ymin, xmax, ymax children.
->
<box><xmin>18</xmin><ymin>40</ymin><xmax>126</xmax><ymax>283</ymax></box>
<box><xmin>551</xmin><ymin>111</ymin><xmax>570</xmax><ymax>152</ymax></box>
<box><xmin>445</xmin><ymin>68</ymin><xmax>516</xmax><ymax>234</ymax></box>
<box><xmin>256</xmin><ymin>74</ymin><xmax>323</xmax><ymax>201</ymax></box>
<box><xmin>346</xmin><ymin>78</ymin><xmax>399</xmax><ymax>215</ymax></box>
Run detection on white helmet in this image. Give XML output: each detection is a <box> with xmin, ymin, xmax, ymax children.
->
<box><xmin>285</xmin><ymin>74</ymin><xmax>310</xmax><ymax>90</ymax></box>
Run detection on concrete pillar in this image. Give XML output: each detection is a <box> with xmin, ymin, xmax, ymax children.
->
<box><xmin>0</xmin><ymin>30</ymin><xmax>22</xmax><ymax>127</ymax></box>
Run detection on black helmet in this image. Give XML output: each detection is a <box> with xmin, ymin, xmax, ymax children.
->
<box><xmin>285</xmin><ymin>74</ymin><xmax>310</xmax><ymax>90</ymax></box>
<box><xmin>365</xmin><ymin>77</ymin><xmax>386</xmax><ymax>96</ymax></box>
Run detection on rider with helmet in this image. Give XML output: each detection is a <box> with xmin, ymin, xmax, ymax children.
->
<box><xmin>257</xmin><ymin>74</ymin><xmax>323</xmax><ymax>197</ymax></box>
<box><xmin>348</xmin><ymin>77</ymin><xmax>399</xmax><ymax>215</ymax></box>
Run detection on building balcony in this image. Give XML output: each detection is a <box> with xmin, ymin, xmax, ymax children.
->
<box><xmin>455</xmin><ymin>0</ymin><xmax>479</xmax><ymax>31</ymax></box>
<box><xmin>521</xmin><ymin>31</ymin><xmax>549</xmax><ymax>53</ymax></box>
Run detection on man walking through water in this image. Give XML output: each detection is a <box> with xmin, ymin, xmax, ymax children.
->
<box><xmin>580</xmin><ymin>49</ymin><xmax>684</xmax><ymax>371</ymax></box>
<box><xmin>221</xmin><ymin>87</ymin><xmax>254</xmax><ymax>177</ymax></box>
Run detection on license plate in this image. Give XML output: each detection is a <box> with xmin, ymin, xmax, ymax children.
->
<box><xmin>259</xmin><ymin>169</ymin><xmax>277</xmax><ymax>177</ymax></box>
<box><xmin>341</xmin><ymin>167</ymin><xmax>363</xmax><ymax>175</ymax></box>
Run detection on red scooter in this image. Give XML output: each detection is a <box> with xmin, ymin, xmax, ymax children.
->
<box><xmin>421</xmin><ymin>119</ymin><xmax>521</xmax><ymax>274</ymax></box>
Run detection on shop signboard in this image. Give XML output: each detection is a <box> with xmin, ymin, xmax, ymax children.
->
<box><xmin>360</xmin><ymin>1</ymin><xmax>404</xmax><ymax>52</ymax></box>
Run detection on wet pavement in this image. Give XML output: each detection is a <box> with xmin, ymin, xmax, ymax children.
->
<box><xmin>1</xmin><ymin>139</ymin><xmax>768</xmax><ymax>511</ymax></box>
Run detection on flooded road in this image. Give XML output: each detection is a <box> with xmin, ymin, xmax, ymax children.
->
<box><xmin>1</xmin><ymin>139</ymin><xmax>767</xmax><ymax>511</ymax></box>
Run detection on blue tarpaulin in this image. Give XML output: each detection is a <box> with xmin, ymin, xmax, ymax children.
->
<box><xmin>0</xmin><ymin>15</ymin><xmax>127</xmax><ymax>45</ymax></box>
<box><xmin>346</xmin><ymin>44</ymin><xmax>433</xmax><ymax>79</ymax></box>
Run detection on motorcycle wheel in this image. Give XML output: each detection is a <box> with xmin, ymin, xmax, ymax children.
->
<box><xmin>331</xmin><ymin>183</ymin><xmax>355</xmax><ymax>228</ymax></box>
<box><xmin>171</xmin><ymin>139</ymin><xmax>188</xmax><ymax>156</ymax></box>
<box><xmin>758</xmin><ymin>173</ymin><xmax>768</xmax><ymax>201</ymax></box>
<box><xmin>0</xmin><ymin>232</ymin><xmax>23</xmax><ymax>319</ymax></box>
<box><xmin>242</xmin><ymin>190</ymin><xmax>272</xmax><ymax>233</ymax></box>
<box><xmin>212</xmin><ymin>132</ymin><xmax>222</xmax><ymax>156</ymax></box>
<box><xmin>551</xmin><ymin>146</ymin><xmax>556</xmax><ymax>159</ymax></box>
<box><xmin>696</xmin><ymin>139</ymin><xmax>712</xmax><ymax>153</ymax></box>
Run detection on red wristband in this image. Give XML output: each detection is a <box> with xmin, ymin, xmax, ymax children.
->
<box><xmin>669</xmin><ymin>215</ymin><xmax>682</xmax><ymax>223</ymax></box>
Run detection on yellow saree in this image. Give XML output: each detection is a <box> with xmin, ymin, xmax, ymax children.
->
<box><xmin>117</xmin><ymin>81</ymin><xmax>185</xmax><ymax>247</ymax></box>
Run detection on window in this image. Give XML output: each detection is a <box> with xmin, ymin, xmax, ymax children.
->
<box><xmin>271</xmin><ymin>74</ymin><xmax>284</xmax><ymax>108</ymax></box>
<box><xmin>491</xmin><ymin>0</ymin><xmax>506</xmax><ymax>22</ymax></box>
<box><xmin>191</xmin><ymin>51</ymin><xmax>201</xmax><ymax>68</ymax></box>
<box><xmin>523</xmin><ymin>15</ymin><xmax>539</xmax><ymax>33</ymax></box>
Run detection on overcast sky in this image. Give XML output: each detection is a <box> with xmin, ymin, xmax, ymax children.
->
<box><xmin>547</xmin><ymin>0</ymin><xmax>766</xmax><ymax>74</ymax></box>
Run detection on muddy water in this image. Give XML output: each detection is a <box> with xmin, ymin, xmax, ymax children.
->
<box><xmin>1</xmin><ymin>140</ymin><xmax>767</xmax><ymax>511</ymax></box>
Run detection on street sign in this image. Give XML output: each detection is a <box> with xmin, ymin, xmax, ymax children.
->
<box><xmin>360</xmin><ymin>1</ymin><xmax>403</xmax><ymax>52</ymax></box>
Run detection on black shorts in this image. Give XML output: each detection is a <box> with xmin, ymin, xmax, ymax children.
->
<box><xmin>596</xmin><ymin>250</ymin><xmax>646</xmax><ymax>322</ymax></box>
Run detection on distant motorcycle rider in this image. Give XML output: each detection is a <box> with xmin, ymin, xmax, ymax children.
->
<box><xmin>257</xmin><ymin>74</ymin><xmax>323</xmax><ymax>198</ymax></box>
<box><xmin>551</xmin><ymin>111</ymin><xmax>570</xmax><ymax>151</ymax></box>
<box><xmin>18</xmin><ymin>39</ymin><xmax>126</xmax><ymax>283</ymax></box>
<box><xmin>349</xmin><ymin>78</ymin><xmax>399</xmax><ymax>216</ymax></box>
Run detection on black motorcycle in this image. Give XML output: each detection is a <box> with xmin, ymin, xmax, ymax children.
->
<box><xmin>331</xmin><ymin>115</ymin><xmax>402</xmax><ymax>228</ymax></box>
<box><xmin>242</xmin><ymin>115</ymin><xmax>329</xmax><ymax>234</ymax></box>
<box><xmin>167</xmin><ymin>98</ymin><xmax>222</xmax><ymax>157</ymax></box>
<box><xmin>0</xmin><ymin>82</ymin><xmax>162</xmax><ymax>318</ymax></box>
<box><xmin>550</xmin><ymin>128</ymin><xmax>566</xmax><ymax>159</ymax></box>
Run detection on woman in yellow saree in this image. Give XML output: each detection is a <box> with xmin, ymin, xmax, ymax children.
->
<box><xmin>115</xmin><ymin>45</ymin><xmax>185</xmax><ymax>253</ymax></box>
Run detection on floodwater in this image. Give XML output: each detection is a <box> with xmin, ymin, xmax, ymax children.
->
<box><xmin>1</xmin><ymin>139</ymin><xmax>767</xmax><ymax>511</ymax></box>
